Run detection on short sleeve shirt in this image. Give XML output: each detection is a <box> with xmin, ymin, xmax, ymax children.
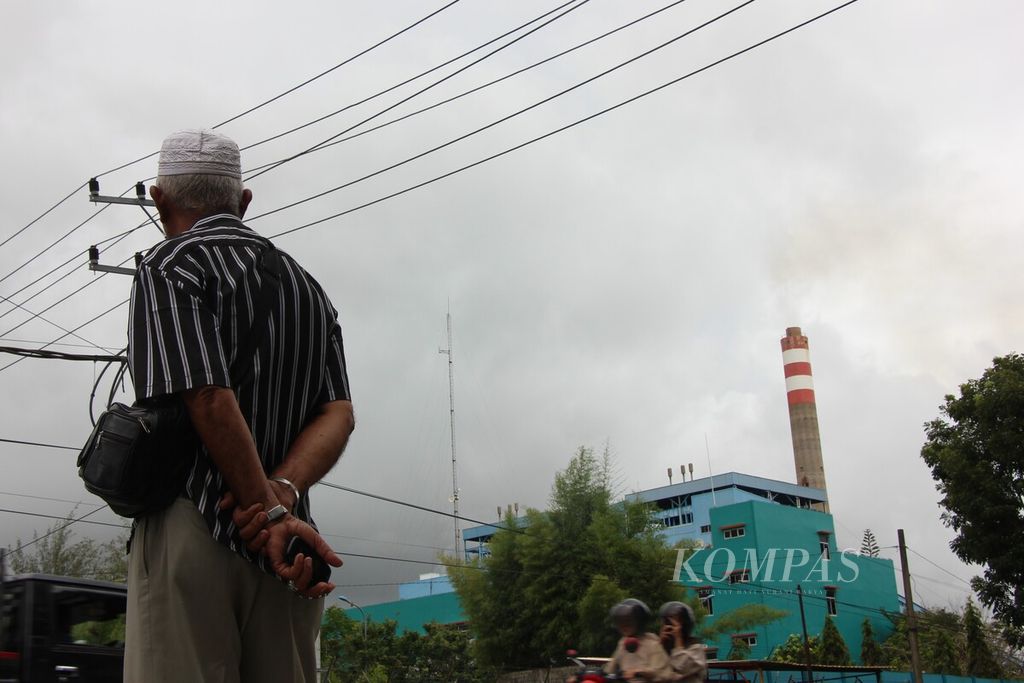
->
<box><xmin>127</xmin><ymin>213</ymin><xmax>351</xmax><ymax>570</ymax></box>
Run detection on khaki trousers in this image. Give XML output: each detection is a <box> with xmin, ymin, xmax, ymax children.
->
<box><xmin>124</xmin><ymin>498</ymin><xmax>323</xmax><ymax>683</ymax></box>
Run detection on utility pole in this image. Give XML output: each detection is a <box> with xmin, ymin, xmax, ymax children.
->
<box><xmin>897</xmin><ymin>529</ymin><xmax>924</xmax><ymax>683</ymax></box>
<box><xmin>438</xmin><ymin>309</ymin><xmax>460</xmax><ymax>557</ymax></box>
<box><xmin>797</xmin><ymin>584</ymin><xmax>814</xmax><ymax>683</ymax></box>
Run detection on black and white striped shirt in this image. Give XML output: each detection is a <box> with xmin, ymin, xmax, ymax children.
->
<box><xmin>127</xmin><ymin>213</ymin><xmax>350</xmax><ymax>570</ymax></box>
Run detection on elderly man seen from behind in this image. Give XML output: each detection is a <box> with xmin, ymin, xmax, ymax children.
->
<box><xmin>124</xmin><ymin>129</ymin><xmax>354</xmax><ymax>683</ymax></box>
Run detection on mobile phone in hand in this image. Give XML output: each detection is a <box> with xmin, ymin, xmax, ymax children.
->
<box><xmin>285</xmin><ymin>536</ymin><xmax>332</xmax><ymax>585</ymax></box>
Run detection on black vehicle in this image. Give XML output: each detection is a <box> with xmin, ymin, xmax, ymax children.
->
<box><xmin>0</xmin><ymin>574</ymin><xmax>125</xmax><ymax>682</ymax></box>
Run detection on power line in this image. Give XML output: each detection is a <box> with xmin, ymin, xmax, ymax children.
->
<box><xmin>267</xmin><ymin>0</ymin><xmax>861</xmax><ymax>240</ymax></box>
<box><xmin>213</xmin><ymin>0</ymin><xmax>464</xmax><ymax>131</ymax></box>
<box><xmin>317</xmin><ymin>479</ymin><xmax>526</xmax><ymax>536</ymax></box>
<box><xmin>0</xmin><ymin>199</ymin><xmax>115</xmax><ymax>287</ymax></box>
<box><xmin>0</xmin><ymin>297</ymin><xmax>129</xmax><ymax>374</ymax></box>
<box><xmin>0</xmin><ymin>346</ymin><xmax>126</xmax><ymax>363</ymax></box>
<box><xmin>0</xmin><ymin>1</ymin><xmax>462</xmax><ymax>280</ymax></box>
<box><xmin>0</xmin><ymin>337</ymin><xmax>121</xmax><ymax>352</ymax></box>
<box><xmin>0</xmin><ymin>490</ymin><xmax>104</xmax><ymax>508</ymax></box>
<box><xmin>0</xmin><ymin>218</ymin><xmax>149</xmax><ymax>332</ymax></box>
<box><xmin>0</xmin><ymin>295</ymin><xmax>109</xmax><ymax>354</ymax></box>
<box><xmin>0</xmin><ymin>249</ymin><xmax>134</xmax><ymax>341</ymax></box>
<box><xmin>252</xmin><ymin>0</ymin><xmax>754</xmax><ymax>225</ymax></box>
<box><xmin>84</xmin><ymin>1</ymin><xmax>468</xmax><ymax>183</ymax></box>
<box><xmin>0</xmin><ymin>0</ymin><xmax>588</xmax><ymax>326</ymax></box>
<box><xmin>243</xmin><ymin>0</ymin><xmax>694</xmax><ymax>177</ymax></box>
<box><xmin>239</xmin><ymin>0</ymin><xmax>585</xmax><ymax>158</ymax></box>
<box><xmin>0</xmin><ymin>508</ymin><xmax>126</xmax><ymax>530</ymax></box>
<box><xmin>0</xmin><ymin>437</ymin><xmax>78</xmax><ymax>451</ymax></box>
<box><xmin>0</xmin><ymin>181</ymin><xmax>89</xmax><ymax>251</ymax></box>
<box><xmin>245</xmin><ymin>0</ymin><xmax>592</xmax><ymax>182</ymax></box>
<box><xmin>907</xmin><ymin>548</ymin><xmax>973</xmax><ymax>588</ymax></box>
<box><xmin>0</xmin><ymin>0</ymin><xmax>754</xmax><ymax>330</ymax></box>
<box><xmin>5</xmin><ymin>505</ymin><xmax>109</xmax><ymax>556</ymax></box>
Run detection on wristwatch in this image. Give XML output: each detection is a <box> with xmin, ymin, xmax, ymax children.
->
<box><xmin>266</xmin><ymin>504</ymin><xmax>288</xmax><ymax>524</ymax></box>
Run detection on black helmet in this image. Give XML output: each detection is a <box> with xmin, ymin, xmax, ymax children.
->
<box><xmin>658</xmin><ymin>601</ymin><xmax>695</xmax><ymax>639</ymax></box>
<box><xmin>610</xmin><ymin>599</ymin><xmax>652</xmax><ymax>631</ymax></box>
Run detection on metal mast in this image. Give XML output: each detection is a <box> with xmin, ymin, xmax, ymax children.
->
<box><xmin>438</xmin><ymin>310</ymin><xmax>460</xmax><ymax>556</ymax></box>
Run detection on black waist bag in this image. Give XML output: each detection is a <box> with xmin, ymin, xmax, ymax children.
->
<box><xmin>77</xmin><ymin>397</ymin><xmax>198</xmax><ymax>518</ymax></box>
<box><xmin>77</xmin><ymin>244</ymin><xmax>282</xmax><ymax>518</ymax></box>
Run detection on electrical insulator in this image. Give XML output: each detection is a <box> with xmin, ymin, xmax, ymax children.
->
<box><xmin>88</xmin><ymin>245</ymin><xmax>99</xmax><ymax>263</ymax></box>
<box><xmin>88</xmin><ymin>178</ymin><xmax>100</xmax><ymax>197</ymax></box>
<box><xmin>135</xmin><ymin>182</ymin><xmax>146</xmax><ymax>199</ymax></box>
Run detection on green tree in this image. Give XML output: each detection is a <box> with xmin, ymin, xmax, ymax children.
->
<box><xmin>926</xmin><ymin>629</ymin><xmax>961</xmax><ymax>675</ymax></box>
<box><xmin>727</xmin><ymin>637</ymin><xmax>751</xmax><ymax>660</ymax></box>
<box><xmin>769</xmin><ymin>633</ymin><xmax>820</xmax><ymax>664</ymax></box>
<box><xmin>860</xmin><ymin>618</ymin><xmax>884</xmax><ymax>666</ymax></box>
<box><xmin>921</xmin><ymin>354</ymin><xmax>1024</xmax><ymax>646</ymax></box>
<box><xmin>7</xmin><ymin>509</ymin><xmax>128</xmax><ymax>582</ymax></box>
<box><xmin>449</xmin><ymin>446</ymin><xmax>684</xmax><ymax>669</ymax></box>
<box><xmin>819</xmin><ymin>616</ymin><xmax>851</xmax><ymax>665</ymax></box>
<box><xmin>964</xmin><ymin>599</ymin><xmax>1002</xmax><ymax>678</ymax></box>
<box><xmin>319</xmin><ymin>606</ymin><xmax>492</xmax><ymax>683</ymax></box>
<box><xmin>860</xmin><ymin>529</ymin><xmax>880</xmax><ymax>558</ymax></box>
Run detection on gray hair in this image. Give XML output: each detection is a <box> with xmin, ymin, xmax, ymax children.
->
<box><xmin>155</xmin><ymin>173</ymin><xmax>245</xmax><ymax>217</ymax></box>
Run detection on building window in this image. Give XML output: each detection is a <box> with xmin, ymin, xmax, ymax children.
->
<box><xmin>818</xmin><ymin>531</ymin><xmax>831</xmax><ymax>559</ymax></box>
<box><xmin>722</xmin><ymin>525</ymin><xmax>745</xmax><ymax>540</ymax></box>
<box><xmin>825</xmin><ymin>586</ymin><xmax>838</xmax><ymax>616</ymax></box>
<box><xmin>728</xmin><ymin>569</ymin><xmax>750</xmax><ymax>584</ymax></box>
<box><xmin>733</xmin><ymin>633</ymin><xmax>757</xmax><ymax>647</ymax></box>
<box><xmin>700</xmin><ymin>524</ymin><xmax>711</xmax><ymax>533</ymax></box>
<box><xmin>697</xmin><ymin>586</ymin><xmax>714</xmax><ymax>616</ymax></box>
<box><xmin>662</xmin><ymin>512</ymin><xmax>694</xmax><ymax>528</ymax></box>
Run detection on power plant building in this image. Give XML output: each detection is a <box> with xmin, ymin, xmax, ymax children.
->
<box><xmin>342</xmin><ymin>327</ymin><xmax>902</xmax><ymax>663</ymax></box>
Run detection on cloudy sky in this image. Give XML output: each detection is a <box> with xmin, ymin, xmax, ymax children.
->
<box><xmin>1</xmin><ymin>0</ymin><xmax>1021</xmax><ymax>611</ymax></box>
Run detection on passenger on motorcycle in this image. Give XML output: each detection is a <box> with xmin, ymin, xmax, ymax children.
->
<box><xmin>658</xmin><ymin>602</ymin><xmax>707</xmax><ymax>683</ymax></box>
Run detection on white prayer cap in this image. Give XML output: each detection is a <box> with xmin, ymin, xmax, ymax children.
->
<box><xmin>157</xmin><ymin>129</ymin><xmax>241</xmax><ymax>179</ymax></box>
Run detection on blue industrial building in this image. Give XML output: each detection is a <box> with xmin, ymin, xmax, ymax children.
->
<box><xmin>351</xmin><ymin>471</ymin><xmax>900</xmax><ymax>663</ymax></box>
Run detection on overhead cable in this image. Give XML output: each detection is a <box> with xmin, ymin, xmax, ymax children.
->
<box><xmin>0</xmin><ymin>346</ymin><xmax>126</xmax><ymax>364</ymax></box>
<box><xmin>212</xmin><ymin>0</ymin><xmax>464</xmax><ymax>130</ymax></box>
<box><xmin>90</xmin><ymin>0</ymin><xmax>464</xmax><ymax>181</ymax></box>
<box><xmin>0</xmin><ymin>489</ymin><xmax>104</xmax><ymax>508</ymax></box>
<box><xmin>0</xmin><ymin>181</ymin><xmax>89</xmax><ymax>252</ymax></box>
<box><xmin>243</xmin><ymin>0</ymin><xmax>695</xmax><ymax>176</ymax></box>
<box><xmin>0</xmin><ymin>200</ymin><xmax>115</xmax><ymax>287</ymax></box>
<box><xmin>0</xmin><ymin>507</ymin><xmax>125</xmax><ymax>530</ymax></box>
<box><xmin>0</xmin><ymin>251</ymin><xmax>134</xmax><ymax>339</ymax></box>
<box><xmin>253</xmin><ymin>0</ymin><xmax>754</xmax><ymax>226</ymax></box>
<box><xmin>0</xmin><ymin>437</ymin><xmax>79</xmax><ymax>451</ymax></box>
<box><xmin>4</xmin><ymin>505</ymin><xmax>109</xmax><ymax>556</ymax></box>
<box><xmin>267</xmin><ymin>0</ymin><xmax>861</xmax><ymax>240</ymax></box>
<box><xmin>317</xmin><ymin>480</ymin><xmax>527</xmax><ymax>536</ymax></box>
<box><xmin>0</xmin><ymin>294</ymin><xmax>110</xmax><ymax>354</ymax></box>
<box><xmin>0</xmin><ymin>1</ymin><xmax>462</xmax><ymax>272</ymax></box>
<box><xmin>0</xmin><ymin>298</ymin><xmax>129</xmax><ymax>374</ymax></box>
<box><xmin>0</xmin><ymin>221</ymin><xmax>143</xmax><ymax>328</ymax></box>
<box><xmin>245</xmin><ymin>0</ymin><xmax>593</xmax><ymax>181</ymax></box>
<box><xmin>239</xmin><ymin>0</ymin><xmax>586</xmax><ymax>157</ymax></box>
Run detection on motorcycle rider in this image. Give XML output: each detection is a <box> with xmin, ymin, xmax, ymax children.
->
<box><xmin>602</xmin><ymin>599</ymin><xmax>674</xmax><ymax>681</ymax></box>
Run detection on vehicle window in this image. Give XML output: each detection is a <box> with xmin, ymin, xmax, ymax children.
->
<box><xmin>0</xmin><ymin>581</ymin><xmax>22</xmax><ymax>667</ymax></box>
<box><xmin>52</xmin><ymin>588</ymin><xmax>126</xmax><ymax>648</ymax></box>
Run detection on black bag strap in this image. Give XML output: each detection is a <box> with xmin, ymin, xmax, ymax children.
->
<box><xmin>229</xmin><ymin>244</ymin><xmax>282</xmax><ymax>388</ymax></box>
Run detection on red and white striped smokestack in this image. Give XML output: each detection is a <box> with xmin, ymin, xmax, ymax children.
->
<box><xmin>781</xmin><ymin>327</ymin><xmax>828</xmax><ymax>510</ymax></box>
